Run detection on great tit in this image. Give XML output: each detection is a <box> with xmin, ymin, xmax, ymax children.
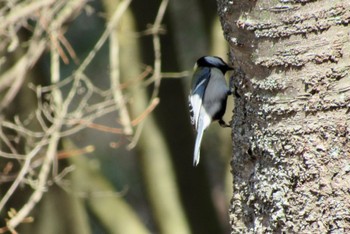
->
<box><xmin>188</xmin><ymin>56</ymin><xmax>233</xmax><ymax>166</ymax></box>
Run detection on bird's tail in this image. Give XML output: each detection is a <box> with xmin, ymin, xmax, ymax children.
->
<box><xmin>193</xmin><ymin>122</ymin><xmax>205</xmax><ymax>166</ymax></box>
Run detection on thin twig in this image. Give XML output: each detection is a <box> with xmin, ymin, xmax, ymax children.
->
<box><xmin>128</xmin><ymin>0</ymin><xmax>169</xmax><ymax>148</ymax></box>
<box><xmin>0</xmin><ymin>0</ymin><xmax>55</xmax><ymax>32</ymax></box>
<box><xmin>150</xmin><ymin>0</ymin><xmax>168</xmax><ymax>100</ymax></box>
<box><xmin>50</xmin><ymin>31</ymin><xmax>62</xmax><ymax>178</ymax></box>
<box><xmin>119</xmin><ymin>66</ymin><xmax>153</xmax><ymax>89</ymax></box>
<box><xmin>109</xmin><ymin>0</ymin><xmax>134</xmax><ymax>136</ymax></box>
<box><xmin>7</xmin><ymin>130</ymin><xmax>60</xmax><ymax>232</ymax></box>
<box><xmin>0</xmin><ymin>38</ymin><xmax>46</xmax><ymax>111</ymax></box>
<box><xmin>131</xmin><ymin>98</ymin><xmax>160</xmax><ymax>126</ymax></box>
<box><xmin>50</xmin><ymin>32</ymin><xmax>63</xmax><ymax>112</ymax></box>
<box><xmin>160</xmin><ymin>71</ymin><xmax>190</xmax><ymax>78</ymax></box>
<box><xmin>2</xmin><ymin>121</ymin><xmax>46</xmax><ymax>138</ymax></box>
<box><xmin>56</xmin><ymin>146</ymin><xmax>95</xmax><ymax>159</ymax></box>
<box><xmin>0</xmin><ymin>139</ymin><xmax>48</xmax><ymax>212</ymax></box>
<box><xmin>75</xmin><ymin>0</ymin><xmax>132</xmax><ymax>76</ymax></box>
<box><xmin>0</xmin><ymin>128</ymin><xmax>18</xmax><ymax>154</ymax></box>
<box><xmin>71</xmin><ymin>120</ymin><xmax>124</xmax><ymax>134</ymax></box>
<box><xmin>0</xmin><ymin>151</ymin><xmax>26</xmax><ymax>160</ymax></box>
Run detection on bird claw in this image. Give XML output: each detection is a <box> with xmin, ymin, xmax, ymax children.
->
<box><xmin>219</xmin><ymin>119</ymin><xmax>231</xmax><ymax>128</ymax></box>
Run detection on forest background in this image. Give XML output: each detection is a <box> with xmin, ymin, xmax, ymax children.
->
<box><xmin>2</xmin><ymin>0</ymin><xmax>349</xmax><ymax>233</ymax></box>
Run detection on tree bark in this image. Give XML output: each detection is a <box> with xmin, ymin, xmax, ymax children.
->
<box><xmin>218</xmin><ymin>0</ymin><xmax>350</xmax><ymax>233</ymax></box>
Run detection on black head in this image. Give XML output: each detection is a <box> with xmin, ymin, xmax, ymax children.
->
<box><xmin>196</xmin><ymin>56</ymin><xmax>233</xmax><ymax>74</ymax></box>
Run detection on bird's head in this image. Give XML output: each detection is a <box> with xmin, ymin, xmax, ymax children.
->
<box><xmin>196</xmin><ymin>56</ymin><xmax>233</xmax><ymax>73</ymax></box>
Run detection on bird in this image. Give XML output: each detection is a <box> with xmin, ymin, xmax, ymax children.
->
<box><xmin>188</xmin><ymin>56</ymin><xmax>233</xmax><ymax>166</ymax></box>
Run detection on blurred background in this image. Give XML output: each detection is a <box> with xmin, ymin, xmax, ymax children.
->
<box><xmin>0</xmin><ymin>0</ymin><xmax>233</xmax><ymax>233</ymax></box>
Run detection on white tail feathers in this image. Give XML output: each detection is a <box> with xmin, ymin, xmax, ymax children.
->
<box><xmin>192</xmin><ymin>105</ymin><xmax>212</xmax><ymax>166</ymax></box>
<box><xmin>193</xmin><ymin>120</ymin><xmax>205</xmax><ymax>166</ymax></box>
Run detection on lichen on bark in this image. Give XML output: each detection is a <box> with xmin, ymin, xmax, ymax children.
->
<box><xmin>217</xmin><ymin>0</ymin><xmax>350</xmax><ymax>233</ymax></box>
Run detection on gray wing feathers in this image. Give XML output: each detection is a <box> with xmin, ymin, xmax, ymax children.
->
<box><xmin>189</xmin><ymin>68</ymin><xmax>210</xmax><ymax>130</ymax></box>
<box><xmin>202</xmin><ymin>69</ymin><xmax>229</xmax><ymax>116</ymax></box>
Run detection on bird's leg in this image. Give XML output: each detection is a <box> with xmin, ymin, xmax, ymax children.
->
<box><xmin>218</xmin><ymin>119</ymin><xmax>231</xmax><ymax>128</ymax></box>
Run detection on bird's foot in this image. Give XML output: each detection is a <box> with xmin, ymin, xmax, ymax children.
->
<box><xmin>219</xmin><ymin>119</ymin><xmax>231</xmax><ymax>128</ymax></box>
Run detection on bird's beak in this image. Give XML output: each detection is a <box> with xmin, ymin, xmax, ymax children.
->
<box><xmin>226</xmin><ymin>65</ymin><xmax>234</xmax><ymax>71</ymax></box>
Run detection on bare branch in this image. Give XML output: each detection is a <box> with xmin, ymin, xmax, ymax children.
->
<box><xmin>150</xmin><ymin>0</ymin><xmax>169</xmax><ymax>99</ymax></box>
<box><xmin>0</xmin><ymin>138</ymin><xmax>48</xmax><ymax>212</ymax></box>
<box><xmin>6</xmin><ymin>129</ymin><xmax>60</xmax><ymax>232</ymax></box>
<box><xmin>131</xmin><ymin>98</ymin><xmax>160</xmax><ymax>127</ymax></box>
<box><xmin>109</xmin><ymin>1</ymin><xmax>133</xmax><ymax>135</ymax></box>
<box><xmin>0</xmin><ymin>0</ymin><xmax>171</xmax><ymax>232</ymax></box>
<box><xmin>75</xmin><ymin>0</ymin><xmax>132</xmax><ymax>76</ymax></box>
<box><xmin>128</xmin><ymin>0</ymin><xmax>169</xmax><ymax>148</ymax></box>
<box><xmin>109</xmin><ymin>4</ymin><xmax>133</xmax><ymax>135</ymax></box>
<box><xmin>0</xmin><ymin>0</ymin><xmax>55</xmax><ymax>32</ymax></box>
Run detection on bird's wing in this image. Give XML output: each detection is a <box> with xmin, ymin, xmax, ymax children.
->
<box><xmin>188</xmin><ymin>67</ymin><xmax>211</xmax><ymax>130</ymax></box>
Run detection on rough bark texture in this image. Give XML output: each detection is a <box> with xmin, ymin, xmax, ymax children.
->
<box><xmin>217</xmin><ymin>0</ymin><xmax>350</xmax><ymax>233</ymax></box>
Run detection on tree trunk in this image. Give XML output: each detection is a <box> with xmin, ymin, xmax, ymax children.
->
<box><xmin>218</xmin><ymin>0</ymin><xmax>350</xmax><ymax>233</ymax></box>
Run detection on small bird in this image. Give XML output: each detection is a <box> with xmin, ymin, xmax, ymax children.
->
<box><xmin>188</xmin><ymin>56</ymin><xmax>233</xmax><ymax>166</ymax></box>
